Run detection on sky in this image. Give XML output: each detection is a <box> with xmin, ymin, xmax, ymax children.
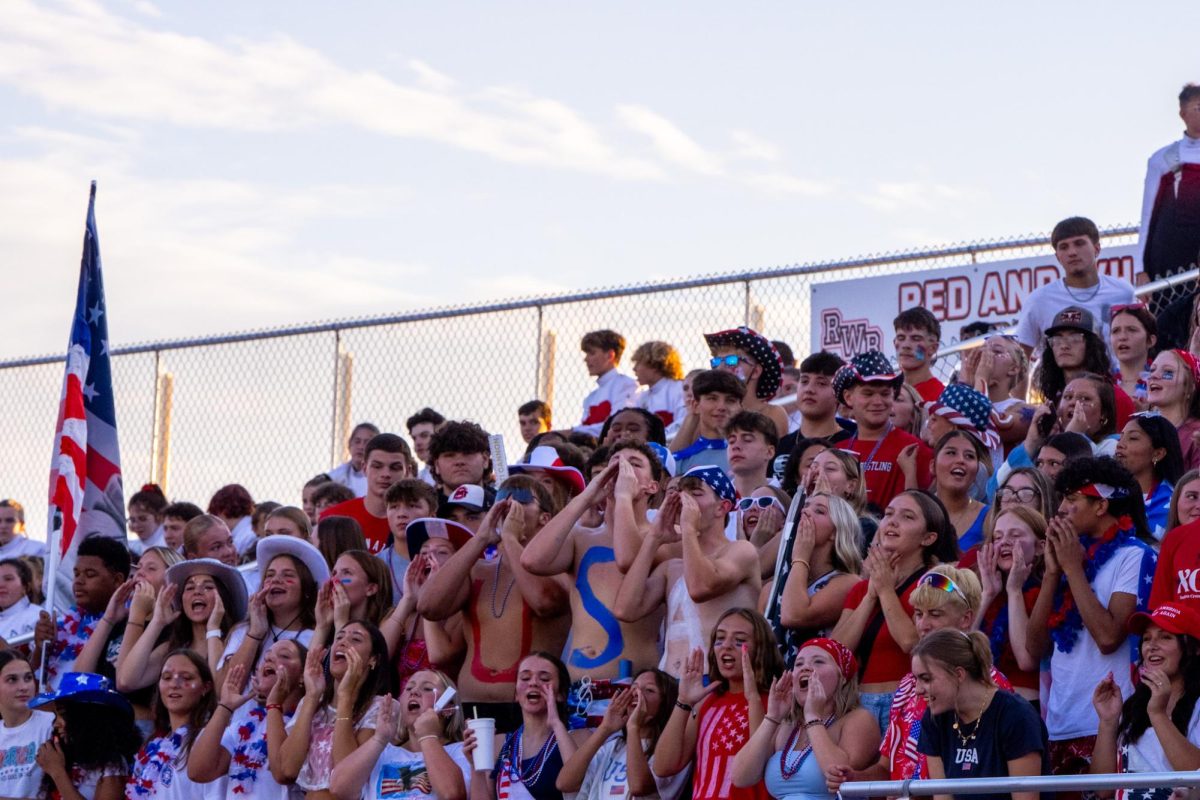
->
<box><xmin>2</xmin><ymin>0</ymin><xmax>1198</xmax><ymax>361</ymax></box>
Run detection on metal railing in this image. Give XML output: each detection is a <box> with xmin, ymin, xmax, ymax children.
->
<box><xmin>0</xmin><ymin>224</ymin><xmax>1154</xmax><ymax>540</ymax></box>
<box><xmin>928</xmin><ymin>266</ymin><xmax>1200</xmax><ymax>365</ymax></box>
<box><xmin>842</xmin><ymin>770</ymin><xmax>1200</xmax><ymax>797</ymax></box>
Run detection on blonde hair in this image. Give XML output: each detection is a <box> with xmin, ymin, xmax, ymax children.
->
<box><xmin>631</xmin><ymin>341</ymin><xmax>684</xmax><ymax>381</ymax></box>
<box><xmin>143</xmin><ymin>546</ymin><xmax>184</xmax><ymax>569</ymax></box>
<box><xmin>912</xmin><ymin>628</ymin><xmax>995</xmax><ymax>685</ymax></box>
<box><xmin>895</xmin><ymin>383</ymin><xmax>927</xmax><ymax>436</ymax></box>
<box><xmin>182</xmin><ymin>514</ymin><xmax>227</xmax><ymax>558</ymax></box>
<box><xmin>393</xmin><ymin>670</ymin><xmax>465</xmax><ymax>746</ymax></box>
<box><xmin>789</xmin><ymin>663</ymin><xmax>861</xmax><ymax>723</ymax></box>
<box><xmin>910</xmin><ymin>564</ymin><xmax>982</xmax><ymax>617</ymax></box>
<box><xmin>820</xmin><ymin>449</ymin><xmax>868</xmax><ymax>516</ymax></box>
<box><xmin>982</xmin><ymin>505</ymin><xmax>1047</xmax><ymax>549</ymax></box>
<box><xmin>812</xmin><ymin>492</ymin><xmax>863</xmax><ymax>576</ymax></box>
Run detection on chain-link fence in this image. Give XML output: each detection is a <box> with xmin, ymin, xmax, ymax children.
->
<box><xmin>4</xmin><ymin>222</ymin><xmax>1191</xmax><ymax>541</ymax></box>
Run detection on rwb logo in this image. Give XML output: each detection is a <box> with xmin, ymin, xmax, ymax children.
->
<box><xmin>820</xmin><ymin>309</ymin><xmax>884</xmax><ymax>357</ymax></box>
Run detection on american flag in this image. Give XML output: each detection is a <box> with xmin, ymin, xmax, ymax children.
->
<box><xmin>46</xmin><ymin>182</ymin><xmax>126</xmax><ymax>605</ymax></box>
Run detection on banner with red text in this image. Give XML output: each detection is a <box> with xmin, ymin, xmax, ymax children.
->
<box><xmin>809</xmin><ymin>245</ymin><xmax>1138</xmax><ymax>359</ymax></box>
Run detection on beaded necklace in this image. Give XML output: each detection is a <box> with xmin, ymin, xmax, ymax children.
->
<box><xmin>779</xmin><ymin>714</ymin><xmax>835</xmax><ymax>779</ymax></box>
<box><xmin>490</xmin><ymin>555</ymin><xmax>517</xmax><ymax>618</ymax></box>
<box><xmin>505</xmin><ymin>725</ymin><xmax>558</xmax><ymax>786</ymax></box>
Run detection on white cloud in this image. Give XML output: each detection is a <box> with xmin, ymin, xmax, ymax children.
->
<box><xmin>740</xmin><ymin>172</ymin><xmax>829</xmax><ymax>196</ymax></box>
<box><xmin>408</xmin><ymin>59</ymin><xmax>456</xmax><ymax>93</ymax></box>
<box><xmin>858</xmin><ymin>181</ymin><xmax>965</xmax><ymax>212</ymax></box>
<box><xmin>729</xmin><ymin>129</ymin><xmax>782</xmax><ymax>162</ymax></box>
<box><xmin>617</xmin><ymin>104</ymin><xmax>724</xmax><ymax>176</ymax></box>
<box><xmin>0</xmin><ymin>0</ymin><xmax>664</xmax><ymax>180</ymax></box>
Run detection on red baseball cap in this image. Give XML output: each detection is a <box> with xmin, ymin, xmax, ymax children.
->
<box><xmin>1128</xmin><ymin>603</ymin><xmax>1200</xmax><ymax>639</ymax></box>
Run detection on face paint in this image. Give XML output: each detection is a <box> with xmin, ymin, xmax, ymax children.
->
<box><xmin>914</xmin><ymin>346</ymin><xmax>926</xmax><ymax>362</ymax></box>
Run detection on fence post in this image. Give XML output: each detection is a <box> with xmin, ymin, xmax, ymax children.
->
<box><xmin>149</xmin><ymin>350</ymin><xmax>174</xmax><ymax>494</ymax></box>
<box><xmin>534</xmin><ymin>305</ymin><xmax>544</xmax><ymax>399</ymax></box>
<box><xmin>539</xmin><ymin>330</ymin><xmax>557</xmax><ymax>412</ymax></box>
<box><xmin>743</xmin><ymin>280</ymin><xmax>751</xmax><ymax>327</ymax></box>
<box><xmin>329</xmin><ymin>330</ymin><xmax>342</xmax><ymax>470</ymax></box>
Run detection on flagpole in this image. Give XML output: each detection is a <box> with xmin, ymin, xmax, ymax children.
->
<box><xmin>40</xmin><ymin>517</ymin><xmax>61</xmax><ymax>689</ymax></box>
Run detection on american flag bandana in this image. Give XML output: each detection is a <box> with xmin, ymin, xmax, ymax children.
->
<box><xmin>925</xmin><ymin>383</ymin><xmax>1000</xmax><ymax>449</ymax></box>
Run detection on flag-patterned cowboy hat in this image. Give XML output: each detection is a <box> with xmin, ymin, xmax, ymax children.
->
<box><xmin>925</xmin><ymin>383</ymin><xmax>1001</xmax><ymax>450</ymax></box>
<box><xmin>30</xmin><ymin>673</ymin><xmax>133</xmax><ymax>714</ymax></box>
<box><xmin>703</xmin><ymin>326</ymin><xmax>784</xmax><ymax>400</ymax></box>
<box><xmin>832</xmin><ymin>350</ymin><xmax>902</xmax><ymax>405</ymax></box>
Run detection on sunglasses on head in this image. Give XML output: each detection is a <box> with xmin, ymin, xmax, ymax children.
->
<box><xmin>919</xmin><ymin>572</ymin><xmax>969</xmax><ymax>603</ymax></box>
<box><xmin>1111</xmin><ymin>302</ymin><xmax>1148</xmax><ymax>317</ymax></box>
<box><xmin>735</xmin><ymin>496</ymin><xmax>783</xmax><ymax>512</ymax></box>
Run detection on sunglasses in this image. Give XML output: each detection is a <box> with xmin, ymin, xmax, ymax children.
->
<box><xmin>710</xmin><ymin>355</ymin><xmax>752</xmax><ymax>369</ymax></box>
<box><xmin>1110</xmin><ymin>302</ymin><xmax>1148</xmax><ymax>318</ymax></box>
<box><xmin>735</xmin><ymin>496</ymin><xmax>784</xmax><ymax>513</ymax></box>
<box><xmin>496</xmin><ymin>487</ymin><xmax>536</xmax><ymax>506</ymax></box>
<box><xmin>918</xmin><ymin>572</ymin><xmax>969</xmax><ymax>604</ymax></box>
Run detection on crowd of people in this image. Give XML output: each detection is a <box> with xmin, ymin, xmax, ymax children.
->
<box><xmin>0</xmin><ymin>86</ymin><xmax>1198</xmax><ymax>800</ymax></box>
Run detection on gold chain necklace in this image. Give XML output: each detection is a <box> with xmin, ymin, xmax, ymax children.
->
<box><xmin>951</xmin><ymin>686</ymin><xmax>993</xmax><ymax>747</ymax></box>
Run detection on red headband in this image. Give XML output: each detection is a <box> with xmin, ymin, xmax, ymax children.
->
<box><xmin>1172</xmin><ymin>350</ymin><xmax>1200</xmax><ymax>384</ymax></box>
<box><xmin>799</xmin><ymin>637</ymin><xmax>858</xmax><ymax>680</ymax></box>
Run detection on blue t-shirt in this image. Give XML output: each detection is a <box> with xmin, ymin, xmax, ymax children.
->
<box><xmin>917</xmin><ymin>689</ymin><xmax>1047</xmax><ymax>800</ymax></box>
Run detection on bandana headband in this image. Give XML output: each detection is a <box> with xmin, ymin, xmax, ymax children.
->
<box><xmin>799</xmin><ymin>637</ymin><xmax>858</xmax><ymax>680</ymax></box>
<box><xmin>1172</xmin><ymin>349</ymin><xmax>1200</xmax><ymax>385</ymax></box>
<box><xmin>1077</xmin><ymin>483</ymin><xmax>1130</xmax><ymax>500</ymax></box>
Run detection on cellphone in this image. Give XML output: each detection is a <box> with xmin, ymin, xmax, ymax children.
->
<box><xmin>433</xmin><ymin>686</ymin><xmax>457</xmax><ymax>712</ymax></box>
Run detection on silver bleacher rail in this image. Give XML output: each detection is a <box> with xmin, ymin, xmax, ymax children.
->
<box><xmin>841</xmin><ymin>770</ymin><xmax>1200</xmax><ymax>797</ymax></box>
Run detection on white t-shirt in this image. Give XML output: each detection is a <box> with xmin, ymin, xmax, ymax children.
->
<box><xmin>218</xmin><ymin>624</ymin><xmax>314</xmax><ymax>672</ymax></box>
<box><xmin>0</xmin><ymin>710</ymin><xmax>54</xmax><ymax>799</ymax></box>
<box><xmin>0</xmin><ymin>536</ymin><xmax>48</xmax><ymax>560</ymax></box>
<box><xmin>1014</xmin><ymin>275</ymin><xmax>1135</xmax><ymax>353</ymax></box>
<box><xmin>565</xmin><ymin>733</ymin><xmax>690</xmax><ymax>800</ymax></box>
<box><xmin>365</xmin><ymin>740</ymin><xmax>472</xmax><ymax>800</ymax></box>
<box><xmin>1046</xmin><ymin>544</ymin><xmax>1144</xmax><ymax>740</ymax></box>
<box><xmin>1117</xmin><ymin>702</ymin><xmax>1200</xmax><ymax>800</ymax></box>
<box><xmin>0</xmin><ymin>597</ymin><xmax>44</xmax><ymax>641</ymax></box>
<box><xmin>128</xmin><ymin>526</ymin><xmax>167</xmax><ymax>558</ymax></box>
<box><xmin>67</xmin><ymin>762</ymin><xmax>128</xmax><ymax>800</ymax></box>
<box><xmin>329</xmin><ymin>461</ymin><xmax>370</xmax><ymax>498</ymax></box>
<box><xmin>230</xmin><ymin>516</ymin><xmax>257</xmax><ymax>558</ymax></box>
<box><xmin>128</xmin><ymin>725</ymin><xmax>227</xmax><ymax>800</ymax></box>
<box><xmin>219</xmin><ymin>702</ymin><xmax>302</xmax><ymax>800</ymax></box>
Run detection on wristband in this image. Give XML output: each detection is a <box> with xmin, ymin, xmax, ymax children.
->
<box><xmin>763</xmin><ymin>715</ymin><xmax>782</xmax><ymax>725</ymax></box>
<box><xmin>218</xmin><ymin>703</ymin><xmax>235</xmax><ymax>715</ymax></box>
<box><xmin>674</xmin><ymin>701</ymin><xmax>693</xmax><ymax>713</ymax></box>
<box><xmin>247</xmin><ymin>633</ymin><xmax>265</xmax><ymax>642</ymax></box>
<box><xmin>127</xmin><ymin>621</ymin><xmax>145</xmax><ymax>628</ymax></box>
<box><xmin>791</xmin><ymin>558</ymin><xmax>810</xmax><ymax>570</ymax></box>
<box><xmin>336</xmin><ymin>716</ymin><xmax>352</xmax><ymax>723</ymax></box>
<box><xmin>804</xmin><ymin>718</ymin><xmax>825</xmax><ymax>729</ymax></box>
<box><xmin>266</xmin><ymin>704</ymin><xmax>283</xmax><ymax>712</ymax></box>
<box><xmin>417</xmin><ymin>734</ymin><xmax>439</xmax><ymax>745</ymax></box>
<box><xmin>206</xmin><ymin>629</ymin><xmax>223</xmax><ymax>640</ymax></box>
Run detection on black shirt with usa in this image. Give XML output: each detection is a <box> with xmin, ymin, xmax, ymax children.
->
<box><xmin>917</xmin><ymin>689</ymin><xmax>1049</xmax><ymax>800</ymax></box>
